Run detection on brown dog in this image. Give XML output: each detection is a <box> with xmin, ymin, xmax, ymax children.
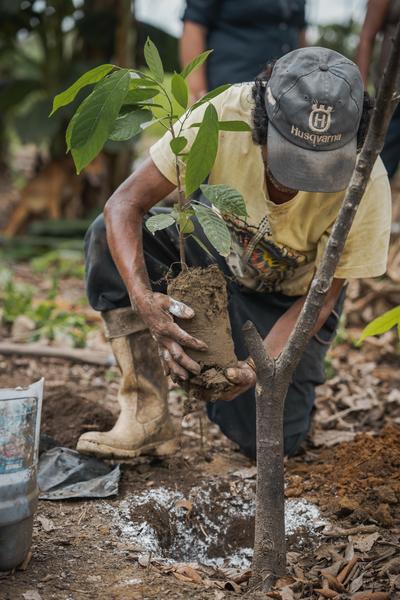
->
<box><xmin>2</xmin><ymin>154</ymin><xmax>107</xmax><ymax>237</ymax></box>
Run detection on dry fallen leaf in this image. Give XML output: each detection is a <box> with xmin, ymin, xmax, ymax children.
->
<box><xmin>232</xmin><ymin>466</ymin><xmax>257</xmax><ymax>479</ymax></box>
<box><xmin>349</xmin><ymin>574</ymin><xmax>364</xmax><ymax>594</ymax></box>
<box><xmin>36</xmin><ymin>515</ymin><xmax>56</xmax><ymax>532</ymax></box>
<box><xmin>174</xmin><ymin>564</ymin><xmax>203</xmax><ymax>585</ymax></box>
<box><xmin>351</xmin><ymin>593</ymin><xmax>390</xmax><ymax>600</ymax></box>
<box><xmin>314</xmin><ymin>588</ymin><xmax>338</xmax><ymax>599</ymax></box>
<box><xmin>138</xmin><ymin>553</ymin><xmax>151</xmax><ymax>568</ymax></box>
<box><xmin>351</xmin><ymin>532</ymin><xmax>380</xmax><ymax>553</ymax></box>
<box><xmin>275</xmin><ymin>576</ymin><xmax>296</xmax><ymax>588</ymax></box>
<box><xmin>175</xmin><ymin>499</ymin><xmax>193</xmax><ymax>513</ymax></box>
<box><xmin>223</xmin><ymin>580</ymin><xmax>241</xmax><ymax>592</ymax></box>
<box><xmin>279</xmin><ymin>585</ymin><xmax>295</xmax><ymax>600</ymax></box>
<box><xmin>22</xmin><ymin>591</ymin><xmax>42</xmax><ymax>600</ymax></box>
<box><xmin>320</xmin><ymin>570</ymin><xmax>345</xmax><ymax>592</ymax></box>
<box><xmin>312</xmin><ymin>430</ymin><xmax>356</xmax><ymax>447</ymax></box>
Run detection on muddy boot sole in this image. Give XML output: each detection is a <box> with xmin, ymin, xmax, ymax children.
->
<box><xmin>76</xmin><ymin>437</ymin><xmax>177</xmax><ymax>460</ymax></box>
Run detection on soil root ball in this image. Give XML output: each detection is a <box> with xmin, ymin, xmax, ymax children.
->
<box><xmin>167</xmin><ymin>265</ymin><xmax>237</xmax><ymax>403</ymax></box>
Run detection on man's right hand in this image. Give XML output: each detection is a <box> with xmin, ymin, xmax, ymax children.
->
<box><xmin>136</xmin><ymin>292</ymin><xmax>207</xmax><ymax>381</ymax></box>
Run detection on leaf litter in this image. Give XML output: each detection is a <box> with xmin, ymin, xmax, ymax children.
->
<box><xmin>1</xmin><ymin>227</ymin><xmax>400</xmax><ymax>598</ymax></box>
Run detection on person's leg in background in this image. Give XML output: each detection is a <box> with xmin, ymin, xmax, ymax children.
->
<box><xmin>381</xmin><ymin>104</ymin><xmax>400</xmax><ymax>180</ymax></box>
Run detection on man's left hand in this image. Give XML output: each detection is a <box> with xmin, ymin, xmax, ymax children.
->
<box><xmin>221</xmin><ymin>361</ymin><xmax>256</xmax><ymax>401</ymax></box>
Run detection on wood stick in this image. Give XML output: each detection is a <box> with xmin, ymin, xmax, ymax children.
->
<box><xmin>0</xmin><ymin>342</ymin><xmax>115</xmax><ymax>367</ymax></box>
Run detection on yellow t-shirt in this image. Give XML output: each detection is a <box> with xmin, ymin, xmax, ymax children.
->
<box><xmin>150</xmin><ymin>83</ymin><xmax>392</xmax><ymax>296</ymax></box>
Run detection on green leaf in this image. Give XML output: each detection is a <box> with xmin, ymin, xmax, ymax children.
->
<box><xmin>66</xmin><ymin>110</ymin><xmax>78</xmax><ymax>151</ymax></box>
<box><xmin>181</xmin><ymin>50</ymin><xmax>213</xmax><ymax>79</ymax></box>
<box><xmin>109</xmin><ymin>109</ymin><xmax>152</xmax><ymax>141</ymax></box>
<box><xmin>190</xmin><ymin>234</ymin><xmax>214</xmax><ymax>258</ymax></box>
<box><xmin>176</xmin><ymin>211</ymin><xmax>194</xmax><ymax>234</ymax></box>
<box><xmin>170</xmin><ymin>136</ymin><xmax>188</xmax><ymax>155</ymax></box>
<box><xmin>191</xmin><ymin>84</ymin><xmax>231</xmax><ymax>110</ymax></box>
<box><xmin>190</xmin><ymin>119</ymin><xmax>251</xmax><ymax>132</ymax></box>
<box><xmin>357</xmin><ymin>305</ymin><xmax>400</xmax><ymax>345</ymax></box>
<box><xmin>185</xmin><ymin>103</ymin><xmax>219</xmax><ymax>196</ymax></box>
<box><xmin>200</xmin><ymin>184</ymin><xmax>248</xmax><ymax>217</ymax></box>
<box><xmin>218</xmin><ymin>120</ymin><xmax>251</xmax><ymax>132</ymax></box>
<box><xmin>144</xmin><ymin>37</ymin><xmax>164</xmax><ymax>83</ymax></box>
<box><xmin>171</xmin><ymin>73</ymin><xmax>188</xmax><ymax>109</ymax></box>
<box><xmin>124</xmin><ymin>87</ymin><xmax>160</xmax><ymax>104</ymax></box>
<box><xmin>194</xmin><ymin>205</ymin><xmax>231</xmax><ymax>256</ymax></box>
<box><xmin>129</xmin><ymin>76</ymin><xmax>158</xmax><ymax>88</ymax></box>
<box><xmin>51</xmin><ymin>64</ymin><xmax>114</xmax><ymax>115</ymax></box>
<box><xmin>70</xmin><ymin>69</ymin><xmax>130</xmax><ymax>172</ymax></box>
<box><xmin>146</xmin><ymin>213</ymin><xmax>176</xmax><ymax>234</ymax></box>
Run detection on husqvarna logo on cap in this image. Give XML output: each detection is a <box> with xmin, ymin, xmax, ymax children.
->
<box><xmin>309</xmin><ymin>103</ymin><xmax>333</xmax><ymax>133</ymax></box>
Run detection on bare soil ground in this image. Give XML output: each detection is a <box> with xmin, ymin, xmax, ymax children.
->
<box><xmin>1</xmin><ymin>240</ymin><xmax>400</xmax><ymax>599</ymax></box>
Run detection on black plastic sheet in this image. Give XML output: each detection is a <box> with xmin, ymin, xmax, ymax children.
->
<box><xmin>38</xmin><ymin>447</ymin><xmax>120</xmax><ymax>500</ymax></box>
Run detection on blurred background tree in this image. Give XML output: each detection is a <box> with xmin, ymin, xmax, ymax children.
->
<box><xmin>0</xmin><ymin>0</ymin><xmax>179</xmax><ymax>186</ymax></box>
<box><xmin>0</xmin><ymin>0</ymin><xmax>370</xmax><ymax>238</ymax></box>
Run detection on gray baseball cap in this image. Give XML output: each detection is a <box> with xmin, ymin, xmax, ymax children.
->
<box><xmin>265</xmin><ymin>47</ymin><xmax>364</xmax><ymax>193</ymax></box>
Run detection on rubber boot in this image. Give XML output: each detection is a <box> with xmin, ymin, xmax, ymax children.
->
<box><xmin>76</xmin><ymin>307</ymin><xmax>177</xmax><ymax>459</ymax></box>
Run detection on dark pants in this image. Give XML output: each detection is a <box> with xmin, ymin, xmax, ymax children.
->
<box><xmin>381</xmin><ymin>104</ymin><xmax>400</xmax><ymax>179</ymax></box>
<box><xmin>85</xmin><ymin>211</ymin><xmax>344</xmax><ymax>459</ymax></box>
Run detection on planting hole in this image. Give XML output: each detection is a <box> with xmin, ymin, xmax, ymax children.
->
<box><xmin>101</xmin><ymin>479</ymin><xmax>327</xmax><ymax>569</ymax></box>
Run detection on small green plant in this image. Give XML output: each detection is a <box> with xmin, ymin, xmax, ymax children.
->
<box><xmin>1</xmin><ymin>279</ymin><xmax>34</xmax><ymax>324</ymax></box>
<box><xmin>51</xmin><ymin>39</ymin><xmax>250</xmax><ymax>266</ymax></box>
<box><xmin>0</xmin><ymin>272</ymin><xmax>91</xmax><ymax>348</ymax></box>
<box><xmin>358</xmin><ymin>305</ymin><xmax>400</xmax><ymax>344</ymax></box>
<box><xmin>31</xmin><ymin>249</ymin><xmax>85</xmax><ymax>279</ymax></box>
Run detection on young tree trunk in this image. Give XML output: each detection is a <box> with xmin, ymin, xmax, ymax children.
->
<box><xmin>244</xmin><ymin>22</ymin><xmax>400</xmax><ymax>592</ymax></box>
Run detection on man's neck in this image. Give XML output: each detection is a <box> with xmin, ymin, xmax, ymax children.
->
<box><xmin>266</xmin><ymin>176</ymin><xmax>298</xmax><ymax>205</ymax></box>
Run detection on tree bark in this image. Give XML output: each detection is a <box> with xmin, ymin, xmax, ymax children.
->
<box><xmin>244</xmin><ymin>22</ymin><xmax>400</xmax><ymax>592</ymax></box>
<box><xmin>243</xmin><ymin>323</ymin><xmax>286</xmax><ymax>590</ymax></box>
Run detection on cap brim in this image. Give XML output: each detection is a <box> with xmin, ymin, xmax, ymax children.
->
<box><xmin>267</xmin><ymin>123</ymin><xmax>356</xmax><ymax>193</ymax></box>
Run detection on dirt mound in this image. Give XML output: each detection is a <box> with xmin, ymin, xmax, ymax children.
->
<box><xmin>41</xmin><ymin>386</ymin><xmax>115</xmax><ymax>448</ymax></box>
<box><xmin>287</xmin><ymin>425</ymin><xmax>400</xmax><ymax>527</ymax></box>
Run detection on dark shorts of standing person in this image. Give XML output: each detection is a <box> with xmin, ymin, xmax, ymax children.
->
<box><xmin>85</xmin><ymin>209</ymin><xmax>344</xmax><ymax>460</ymax></box>
<box><xmin>183</xmin><ymin>0</ymin><xmax>306</xmax><ymax>89</ymax></box>
<box><xmin>381</xmin><ymin>104</ymin><xmax>400</xmax><ymax>179</ymax></box>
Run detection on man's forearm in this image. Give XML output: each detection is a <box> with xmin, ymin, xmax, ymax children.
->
<box><xmin>103</xmin><ymin>158</ymin><xmax>176</xmax><ymax>307</ymax></box>
<box><xmin>263</xmin><ymin>279</ymin><xmax>344</xmax><ymax>358</ymax></box>
<box><xmin>104</xmin><ymin>184</ymin><xmax>151</xmax><ymax>306</ymax></box>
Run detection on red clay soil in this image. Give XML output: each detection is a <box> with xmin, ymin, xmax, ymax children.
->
<box><xmin>286</xmin><ymin>425</ymin><xmax>400</xmax><ymax>527</ymax></box>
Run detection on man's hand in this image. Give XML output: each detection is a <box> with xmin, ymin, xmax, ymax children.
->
<box><xmin>221</xmin><ymin>360</ymin><xmax>257</xmax><ymax>401</ymax></box>
<box><xmin>136</xmin><ymin>292</ymin><xmax>207</xmax><ymax>381</ymax></box>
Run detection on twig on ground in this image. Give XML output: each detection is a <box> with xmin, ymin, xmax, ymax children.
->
<box><xmin>0</xmin><ymin>342</ymin><xmax>115</xmax><ymax>366</ymax></box>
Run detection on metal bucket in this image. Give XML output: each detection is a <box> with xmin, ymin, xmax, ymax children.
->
<box><xmin>0</xmin><ymin>379</ymin><xmax>44</xmax><ymax>570</ymax></box>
